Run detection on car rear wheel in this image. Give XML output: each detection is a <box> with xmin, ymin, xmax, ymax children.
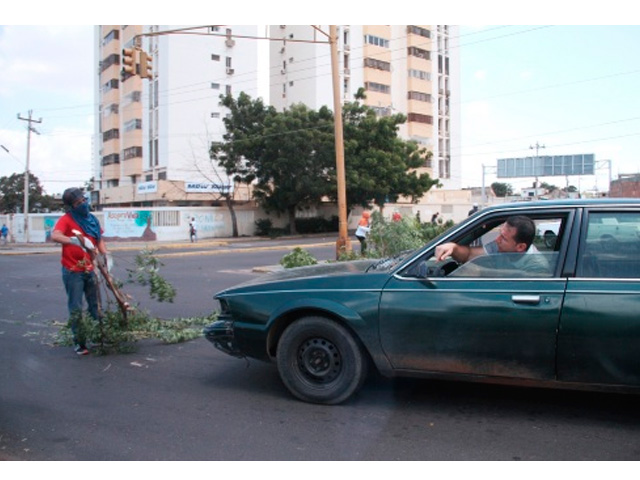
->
<box><xmin>276</xmin><ymin>316</ymin><xmax>368</xmax><ymax>405</ymax></box>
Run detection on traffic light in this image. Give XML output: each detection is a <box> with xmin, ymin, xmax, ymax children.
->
<box><xmin>139</xmin><ymin>51</ymin><xmax>153</xmax><ymax>79</ymax></box>
<box><xmin>122</xmin><ymin>47</ymin><xmax>137</xmax><ymax>77</ymax></box>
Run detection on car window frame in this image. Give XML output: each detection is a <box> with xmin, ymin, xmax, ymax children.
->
<box><xmin>394</xmin><ymin>207</ymin><xmax>577</xmax><ymax>281</ymax></box>
<box><xmin>575</xmin><ymin>207</ymin><xmax>640</xmax><ymax>279</ymax></box>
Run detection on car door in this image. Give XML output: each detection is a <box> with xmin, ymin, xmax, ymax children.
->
<box><xmin>558</xmin><ymin>207</ymin><xmax>640</xmax><ymax>386</ymax></box>
<box><xmin>378</xmin><ymin>209</ymin><xmax>573</xmax><ymax>381</ymax></box>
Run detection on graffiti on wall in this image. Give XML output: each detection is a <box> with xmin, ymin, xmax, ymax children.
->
<box><xmin>103</xmin><ymin>210</ymin><xmax>157</xmax><ymax>242</ymax></box>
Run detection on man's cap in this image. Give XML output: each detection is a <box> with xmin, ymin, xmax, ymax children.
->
<box><xmin>62</xmin><ymin>187</ymin><xmax>84</xmax><ymax>207</ymax></box>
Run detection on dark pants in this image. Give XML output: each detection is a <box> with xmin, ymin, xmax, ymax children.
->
<box><xmin>62</xmin><ymin>267</ymin><xmax>99</xmax><ymax>346</ymax></box>
<box><xmin>356</xmin><ymin>235</ymin><xmax>366</xmax><ymax>254</ymax></box>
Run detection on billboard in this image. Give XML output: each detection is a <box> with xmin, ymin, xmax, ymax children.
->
<box><xmin>497</xmin><ymin>154</ymin><xmax>595</xmax><ymax>178</ymax></box>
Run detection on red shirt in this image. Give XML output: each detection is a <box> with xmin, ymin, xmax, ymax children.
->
<box><xmin>53</xmin><ymin>213</ymin><xmax>100</xmax><ymax>272</ymax></box>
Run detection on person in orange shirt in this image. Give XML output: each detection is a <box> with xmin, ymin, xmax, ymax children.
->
<box><xmin>51</xmin><ymin>188</ymin><xmax>108</xmax><ymax>356</ymax></box>
<box><xmin>355</xmin><ymin>211</ymin><xmax>371</xmax><ymax>254</ymax></box>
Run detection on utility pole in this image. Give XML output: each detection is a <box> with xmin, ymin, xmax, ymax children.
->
<box><xmin>17</xmin><ymin>110</ymin><xmax>42</xmax><ymax>243</ymax></box>
<box><xmin>530</xmin><ymin>141</ymin><xmax>545</xmax><ymax>200</ymax></box>
<box><xmin>329</xmin><ymin>25</ymin><xmax>351</xmax><ymax>257</ymax></box>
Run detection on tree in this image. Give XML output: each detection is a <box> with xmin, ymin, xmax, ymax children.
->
<box><xmin>491</xmin><ymin>181</ymin><xmax>513</xmax><ymax>197</ymax></box>
<box><xmin>341</xmin><ymin>89</ymin><xmax>439</xmax><ymax>209</ymax></box>
<box><xmin>0</xmin><ymin>172</ymin><xmax>59</xmax><ymax>213</ymax></box>
<box><xmin>211</xmin><ymin>93</ymin><xmax>335</xmax><ymax>234</ymax></box>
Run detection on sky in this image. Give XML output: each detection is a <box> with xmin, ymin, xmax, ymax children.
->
<box><xmin>1</xmin><ymin>10</ymin><xmax>639</xmax><ymax>197</ymax></box>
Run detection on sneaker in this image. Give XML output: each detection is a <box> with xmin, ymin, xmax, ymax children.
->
<box><xmin>74</xmin><ymin>344</ymin><xmax>89</xmax><ymax>356</ymax></box>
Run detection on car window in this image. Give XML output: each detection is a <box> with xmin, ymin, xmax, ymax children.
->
<box><xmin>400</xmin><ymin>213</ymin><xmax>567</xmax><ymax>279</ymax></box>
<box><xmin>449</xmin><ymin>252</ymin><xmax>558</xmax><ymax>278</ymax></box>
<box><xmin>577</xmin><ymin>212</ymin><xmax>640</xmax><ymax>279</ymax></box>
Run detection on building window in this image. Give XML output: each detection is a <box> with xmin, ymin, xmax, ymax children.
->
<box><xmin>123</xmin><ymin>146</ymin><xmax>143</xmax><ymax>160</ymax></box>
<box><xmin>102</xmin><ymin>128</ymin><xmax>120</xmax><ymax>142</ymax></box>
<box><xmin>226</xmin><ymin>85</ymin><xmax>232</xmax><ymax>96</ymax></box>
<box><xmin>408</xmin><ymin>113</ymin><xmax>433</xmax><ymax>124</ymax></box>
<box><xmin>100</xmin><ymin>53</ymin><xmax>120</xmax><ymax>72</ymax></box>
<box><xmin>364</xmin><ymin>57</ymin><xmax>391</xmax><ymax>71</ymax></box>
<box><xmin>101</xmin><ymin>154</ymin><xmax>120</xmax><ymax>166</ymax></box>
<box><xmin>407</xmin><ymin>25</ymin><xmax>431</xmax><ymax>38</ymax></box>
<box><xmin>408</xmin><ymin>46</ymin><xmax>430</xmax><ymax>60</ymax></box>
<box><xmin>158</xmin><ymin>171</ymin><xmax>167</xmax><ymax>180</ymax></box>
<box><xmin>211</xmin><ymin>112</ymin><xmax>220</xmax><ymax>118</ymax></box>
<box><xmin>101</xmin><ymin>79</ymin><xmax>119</xmax><ymax>94</ymax></box>
<box><xmin>211</xmin><ymin>83</ymin><xmax>220</xmax><ymax>89</ymax></box>
<box><xmin>102</xmin><ymin>29</ymin><xmax>119</xmax><ymax>45</ymax></box>
<box><xmin>408</xmin><ymin>91</ymin><xmax>432</xmax><ymax>102</ymax></box>
<box><xmin>103</xmin><ymin>104</ymin><xmax>119</xmax><ymax>116</ymax></box>
<box><xmin>123</xmin><ymin>91</ymin><xmax>142</xmax><ymax>105</ymax></box>
<box><xmin>365</xmin><ymin>82</ymin><xmax>390</xmax><ymax>94</ymax></box>
<box><xmin>364</xmin><ymin>34</ymin><xmax>389</xmax><ymax>48</ymax></box>
<box><xmin>409</xmin><ymin>69</ymin><xmax>431</xmax><ymax>81</ymax></box>
<box><xmin>210</xmin><ymin>26</ymin><xmax>220</xmax><ymax>33</ymax></box>
<box><xmin>211</xmin><ymin>54</ymin><xmax>220</xmax><ymax>61</ymax></box>
<box><xmin>124</xmin><ymin>119</ymin><xmax>142</xmax><ymax>131</ymax></box>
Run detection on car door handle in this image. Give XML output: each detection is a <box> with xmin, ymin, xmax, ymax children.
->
<box><xmin>512</xmin><ymin>295</ymin><xmax>541</xmax><ymax>305</ymax></box>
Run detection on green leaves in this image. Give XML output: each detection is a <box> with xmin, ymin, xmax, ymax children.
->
<box><xmin>126</xmin><ymin>248</ymin><xmax>177</xmax><ymax>303</ymax></box>
<box><xmin>280</xmin><ymin>247</ymin><xmax>318</xmax><ymax>268</ymax></box>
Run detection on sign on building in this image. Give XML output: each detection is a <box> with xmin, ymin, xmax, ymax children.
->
<box><xmin>185</xmin><ymin>182</ymin><xmax>233</xmax><ymax>194</ymax></box>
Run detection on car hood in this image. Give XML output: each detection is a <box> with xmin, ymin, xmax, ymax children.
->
<box><xmin>217</xmin><ymin>259</ymin><xmax>377</xmax><ymax>294</ymax></box>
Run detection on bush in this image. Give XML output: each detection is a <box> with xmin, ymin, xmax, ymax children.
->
<box><xmin>360</xmin><ymin>211</ymin><xmax>456</xmax><ymax>259</ymax></box>
<box><xmin>255</xmin><ymin>218</ymin><xmax>273</xmax><ymax>236</ymax></box>
<box><xmin>294</xmin><ymin>216</ymin><xmax>339</xmax><ymax>234</ymax></box>
<box><xmin>280</xmin><ymin>247</ymin><xmax>318</xmax><ymax>268</ymax></box>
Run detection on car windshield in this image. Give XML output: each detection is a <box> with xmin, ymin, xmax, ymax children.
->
<box><xmin>366</xmin><ymin>250</ymin><xmax>415</xmax><ymax>272</ymax></box>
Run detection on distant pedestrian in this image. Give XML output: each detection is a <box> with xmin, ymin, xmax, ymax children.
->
<box><xmin>468</xmin><ymin>203</ymin><xmax>479</xmax><ymax>217</ymax></box>
<box><xmin>189</xmin><ymin>217</ymin><xmax>197</xmax><ymax>243</ymax></box>
<box><xmin>431</xmin><ymin>212</ymin><xmax>439</xmax><ymax>224</ymax></box>
<box><xmin>355</xmin><ymin>211</ymin><xmax>371</xmax><ymax>255</ymax></box>
<box><xmin>1</xmin><ymin>224</ymin><xmax>8</xmax><ymax>245</ymax></box>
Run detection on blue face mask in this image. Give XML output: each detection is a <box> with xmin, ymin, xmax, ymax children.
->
<box><xmin>72</xmin><ymin>202</ymin><xmax>90</xmax><ymax>218</ymax></box>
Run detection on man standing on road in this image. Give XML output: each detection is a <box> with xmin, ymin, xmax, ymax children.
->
<box><xmin>51</xmin><ymin>188</ymin><xmax>108</xmax><ymax>356</ymax></box>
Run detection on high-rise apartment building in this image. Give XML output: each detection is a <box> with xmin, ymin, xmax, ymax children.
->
<box><xmin>269</xmin><ymin>25</ymin><xmax>460</xmax><ymax>189</ymax></box>
<box><xmin>94</xmin><ymin>25</ymin><xmax>260</xmax><ymax>207</ymax></box>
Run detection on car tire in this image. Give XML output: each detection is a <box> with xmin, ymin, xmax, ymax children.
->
<box><xmin>276</xmin><ymin>316</ymin><xmax>368</xmax><ymax>405</ymax></box>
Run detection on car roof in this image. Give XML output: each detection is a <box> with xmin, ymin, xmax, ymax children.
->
<box><xmin>480</xmin><ymin>198</ymin><xmax>640</xmax><ymax>213</ymax></box>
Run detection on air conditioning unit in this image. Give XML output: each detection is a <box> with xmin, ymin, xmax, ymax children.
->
<box><xmin>226</xmin><ymin>68</ymin><xmax>235</xmax><ymax>75</ymax></box>
<box><xmin>225</xmin><ymin>39</ymin><xmax>235</xmax><ymax>47</ymax></box>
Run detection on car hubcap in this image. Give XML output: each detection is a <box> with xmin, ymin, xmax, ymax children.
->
<box><xmin>298</xmin><ymin>337</ymin><xmax>341</xmax><ymax>383</ymax></box>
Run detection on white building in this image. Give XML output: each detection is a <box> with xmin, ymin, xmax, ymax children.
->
<box><xmin>269</xmin><ymin>25</ymin><xmax>461</xmax><ymax>189</ymax></box>
<box><xmin>94</xmin><ymin>25</ymin><xmax>260</xmax><ymax>207</ymax></box>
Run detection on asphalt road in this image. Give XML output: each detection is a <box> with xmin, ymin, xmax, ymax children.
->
<box><xmin>1</xmin><ymin>237</ymin><xmax>639</xmax><ymax>461</ymax></box>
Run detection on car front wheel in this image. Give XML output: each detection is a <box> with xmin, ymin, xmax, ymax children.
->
<box><xmin>276</xmin><ymin>317</ymin><xmax>368</xmax><ymax>405</ymax></box>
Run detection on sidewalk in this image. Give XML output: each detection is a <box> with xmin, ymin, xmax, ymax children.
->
<box><xmin>0</xmin><ymin>233</ymin><xmax>338</xmax><ymax>274</ymax></box>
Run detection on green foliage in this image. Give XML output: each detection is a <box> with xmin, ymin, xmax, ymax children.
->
<box><xmin>294</xmin><ymin>216</ymin><xmax>338</xmax><ymax>234</ymax></box>
<box><xmin>363</xmin><ymin>211</ymin><xmax>455</xmax><ymax>258</ymax></box>
<box><xmin>280</xmin><ymin>247</ymin><xmax>318</xmax><ymax>268</ymax></box>
<box><xmin>0</xmin><ymin>172</ymin><xmax>60</xmax><ymax>213</ymax></box>
<box><xmin>367</xmin><ymin>212</ymin><xmax>425</xmax><ymax>257</ymax></box>
<box><xmin>57</xmin><ymin>248</ymin><xmax>214</xmax><ymax>354</ymax></box>
<box><xmin>341</xmin><ymin>90</ymin><xmax>440</xmax><ymax>209</ymax></box>
<box><xmin>491</xmin><ymin>182</ymin><xmax>513</xmax><ymax>197</ymax></box>
<box><xmin>56</xmin><ymin>310</ymin><xmax>217</xmax><ymax>354</ymax></box>
<box><xmin>254</xmin><ymin>218</ymin><xmax>273</xmax><ymax>236</ymax></box>
<box><xmin>211</xmin><ymin>91</ymin><xmax>440</xmax><ymax>233</ymax></box>
<box><xmin>126</xmin><ymin>248</ymin><xmax>177</xmax><ymax>303</ymax></box>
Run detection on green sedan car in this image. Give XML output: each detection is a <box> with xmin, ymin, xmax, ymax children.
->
<box><xmin>205</xmin><ymin>199</ymin><xmax>640</xmax><ymax>404</ymax></box>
